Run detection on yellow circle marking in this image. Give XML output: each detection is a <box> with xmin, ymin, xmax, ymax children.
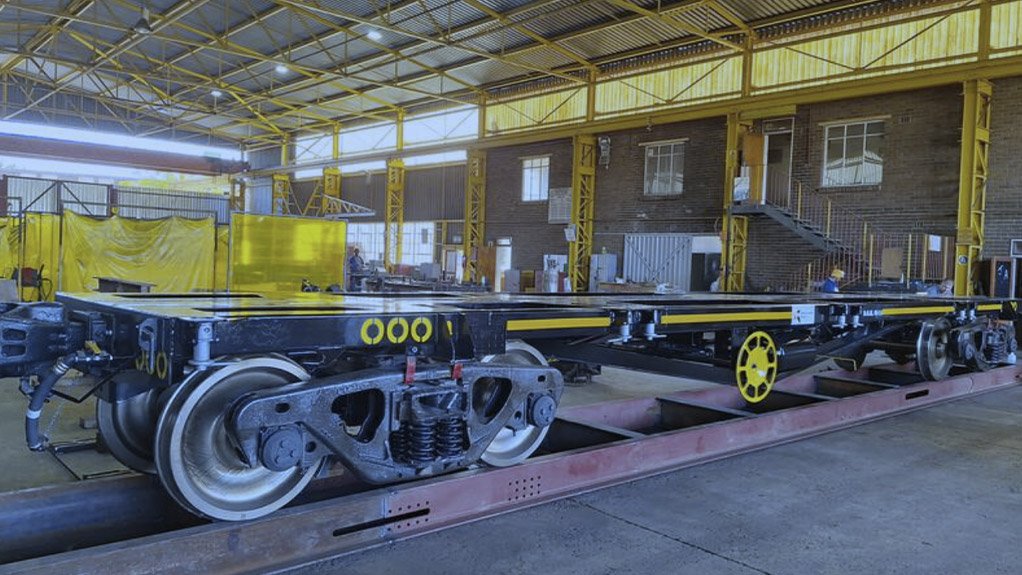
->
<box><xmin>412</xmin><ymin>317</ymin><xmax>434</xmax><ymax>343</ymax></box>
<box><xmin>134</xmin><ymin>353</ymin><xmax>145</xmax><ymax>371</ymax></box>
<box><xmin>387</xmin><ymin>317</ymin><xmax>410</xmax><ymax>344</ymax></box>
<box><xmin>735</xmin><ymin>331</ymin><xmax>778</xmax><ymax>404</ymax></box>
<box><xmin>360</xmin><ymin>318</ymin><xmax>385</xmax><ymax>345</ymax></box>
<box><xmin>155</xmin><ymin>352</ymin><xmax>169</xmax><ymax>380</ymax></box>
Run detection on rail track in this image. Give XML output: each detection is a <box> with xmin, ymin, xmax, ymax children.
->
<box><xmin>1</xmin><ymin>362</ymin><xmax>1018</xmax><ymax>575</ymax></box>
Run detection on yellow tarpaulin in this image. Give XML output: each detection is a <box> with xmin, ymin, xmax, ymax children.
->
<box><xmin>229</xmin><ymin>213</ymin><xmax>346</xmax><ymax>294</ymax></box>
<box><xmin>61</xmin><ymin>211</ymin><xmax>216</xmax><ymax>293</ymax></box>
<box><xmin>215</xmin><ymin>225</ymin><xmax>229</xmax><ymax>291</ymax></box>
<box><xmin>0</xmin><ymin>214</ymin><xmax>61</xmax><ymax>301</ymax></box>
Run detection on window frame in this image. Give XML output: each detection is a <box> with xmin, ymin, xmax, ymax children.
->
<box><xmin>821</xmin><ymin>118</ymin><xmax>886</xmax><ymax>188</ymax></box>
<box><xmin>520</xmin><ymin>155</ymin><xmax>551</xmax><ymax>203</ymax></box>
<box><xmin>641</xmin><ymin>138</ymin><xmax>687</xmax><ymax>197</ymax></box>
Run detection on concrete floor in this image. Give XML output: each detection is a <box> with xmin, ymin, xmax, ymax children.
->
<box><xmin>0</xmin><ymin>374</ymin><xmax>124</xmax><ymax>490</ymax></box>
<box><xmin>3</xmin><ymin>360</ymin><xmax>1021</xmax><ymax>574</ymax></box>
<box><xmin>291</xmin><ymin>385</ymin><xmax>1022</xmax><ymax>575</ymax></box>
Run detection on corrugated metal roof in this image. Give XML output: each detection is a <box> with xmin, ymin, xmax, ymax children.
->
<box><xmin>0</xmin><ymin>0</ymin><xmax>956</xmax><ymax>143</ymax></box>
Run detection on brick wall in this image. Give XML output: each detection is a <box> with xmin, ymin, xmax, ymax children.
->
<box><xmin>290</xmin><ymin>163</ymin><xmax>465</xmax><ymax>224</ymax></box>
<box><xmin>485</xmin><ymin>118</ymin><xmax>725</xmax><ymax>271</ymax></box>
<box><xmin>485</xmin><ymin>139</ymin><xmax>574</xmax><ymax>270</ymax></box>
<box><xmin>984</xmin><ymin>76</ymin><xmax>1022</xmax><ymax>258</ymax></box>
<box><xmin>483</xmin><ymin>80</ymin><xmax>1020</xmax><ymax>288</ymax></box>
<box><xmin>746</xmin><ymin>221</ymin><xmax>828</xmax><ymax>291</ymax></box>
<box><xmin>790</xmin><ymin>85</ymin><xmax>962</xmax><ymax>235</ymax></box>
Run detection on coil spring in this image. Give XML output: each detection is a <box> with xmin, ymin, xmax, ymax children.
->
<box><xmin>986</xmin><ymin>335</ymin><xmax>1008</xmax><ymax>364</ymax></box>
<box><xmin>436</xmin><ymin>417</ymin><xmax>466</xmax><ymax>458</ymax></box>
<box><xmin>408</xmin><ymin>420</ymin><xmax>436</xmax><ymax>464</ymax></box>
<box><xmin>390</xmin><ymin>425</ymin><xmax>411</xmax><ymax>463</ymax></box>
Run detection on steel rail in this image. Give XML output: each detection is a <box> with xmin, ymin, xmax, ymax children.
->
<box><xmin>1</xmin><ymin>363</ymin><xmax>1018</xmax><ymax>574</ymax></box>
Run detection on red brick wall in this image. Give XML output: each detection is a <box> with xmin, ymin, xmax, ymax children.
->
<box><xmin>985</xmin><ymin>76</ymin><xmax>1022</xmax><ymax>258</ymax></box>
<box><xmin>483</xmin><ymin>80</ymin><xmax>1021</xmax><ymax>287</ymax></box>
<box><xmin>485</xmin><ymin>119</ymin><xmax>725</xmax><ymax>271</ymax></box>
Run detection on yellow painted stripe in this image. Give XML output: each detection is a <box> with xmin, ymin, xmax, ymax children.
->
<box><xmin>978</xmin><ymin>303</ymin><xmax>1002</xmax><ymax>312</ymax></box>
<box><xmin>661</xmin><ymin>311</ymin><xmax>792</xmax><ymax>325</ymax></box>
<box><xmin>506</xmin><ymin>317</ymin><xmax>612</xmax><ymax>331</ymax></box>
<box><xmin>880</xmin><ymin>306</ymin><xmax>955</xmax><ymax>316</ymax></box>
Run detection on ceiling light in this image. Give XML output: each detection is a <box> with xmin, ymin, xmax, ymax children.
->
<box><xmin>133</xmin><ymin>7</ymin><xmax>153</xmax><ymax>35</ymax></box>
<box><xmin>211</xmin><ymin>89</ymin><xmax>223</xmax><ymax>98</ymax></box>
<box><xmin>366</xmin><ymin>29</ymin><xmax>383</xmax><ymax>41</ymax></box>
<box><xmin>275</xmin><ymin>63</ymin><xmax>289</xmax><ymax>75</ymax></box>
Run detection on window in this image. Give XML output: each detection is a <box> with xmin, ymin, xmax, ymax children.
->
<box><xmin>643</xmin><ymin>141</ymin><xmax>685</xmax><ymax>196</ymax></box>
<box><xmin>347</xmin><ymin>221</ymin><xmax>436</xmax><ymax>267</ymax></box>
<box><xmin>823</xmin><ymin>120</ymin><xmax>884</xmax><ymax>187</ymax></box>
<box><xmin>521</xmin><ymin>156</ymin><xmax>550</xmax><ymax>202</ymax></box>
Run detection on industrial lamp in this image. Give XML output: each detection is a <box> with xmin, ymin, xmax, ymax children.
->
<box><xmin>133</xmin><ymin>6</ymin><xmax>153</xmax><ymax>35</ymax></box>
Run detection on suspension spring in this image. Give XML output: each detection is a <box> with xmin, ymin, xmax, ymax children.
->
<box><xmin>389</xmin><ymin>425</ymin><xmax>410</xmax><ymax>463</ymax></box>
<box><xmin>408</xmin><ymin>419</ymin><xmax>436</xmax><ymax>464</ymax></box>
<box><xmin>436</xmin><ymin>417</ymin><xmax>466</xmax><ymax>458</ymax></box>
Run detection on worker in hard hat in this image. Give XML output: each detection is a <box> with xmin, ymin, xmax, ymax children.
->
<box><xmin>821</xmin><ymin>268</ymin><xmax>844</xmax><ymax>293</ymax></box>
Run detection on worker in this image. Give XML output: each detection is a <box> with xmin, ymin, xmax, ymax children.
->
<box><xmin>926</xmin><ymin>278</ymin><xmax>954</xmax><ymax>297</ymax></box>
<box><xmin>348</xmin><ymin>248</ymin><xmax>365</xmax><ymax>291</ymax></box>
<box><xmin>821</xmin><ymin>268</ymin><xmax>844</xmax><ymax>293</ymax></box>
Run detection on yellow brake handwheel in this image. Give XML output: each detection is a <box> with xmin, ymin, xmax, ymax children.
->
<box><xmin>735</xmin><ymin>331</ymin><xmax>778</xmax><ymax>403</ymax></box>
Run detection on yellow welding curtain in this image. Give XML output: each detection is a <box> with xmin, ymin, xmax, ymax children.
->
<box><xmin>0</xmin><ymin>214</ymin><xmax>61</xmax><ymax>301</ymax></box>
<box><xmin>229</xmin><ymin>213</ymin><xmax>346</xmax><ymax>294</ymax></box>
<box><xmin>215</xmin><ymin>225</ymin><xmax>229</xmax><ymax>291</ymax></box>
<box><xmin>61</xmin><ymin>211</ymin><xmax>216</xmax><ymax>293</ymax></box>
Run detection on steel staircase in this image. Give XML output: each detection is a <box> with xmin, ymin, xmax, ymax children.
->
<box><xmin>734</xmin><ymin>182</ymin><xmax>955</xmax><ymax>292</ymax></box>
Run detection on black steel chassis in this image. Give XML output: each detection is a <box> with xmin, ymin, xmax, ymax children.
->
<box><xmin>0</xmin><ymin>292</ymin><xmax>1016</xmax><ymax>496</ymax></box>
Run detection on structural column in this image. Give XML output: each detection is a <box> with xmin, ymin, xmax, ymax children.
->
<box><xmin>384</xmin><ymin>112</ymin><xmax>406</xmax><ymax>271</ymax></box>
<box><xmin>321</xmin><ymin>167</ymin><xmax>341</xmax><ymax>215</ymax></box>
<box><xmin>463</xmin><ymin>149</ymin><xmax>486</xmax><ymax>283</ymax></box>
<box><xmin>722</xmin><ymin>112</ymin><xmax>748</xmax><ymax>292</ymax></box>
<box><xmin>384</xmin><ymin>158</ymin><xmax>406</xmax><ymax>271</ymax></box>
<box><xmin>569</xmin><ymin>134</ymin><xmax>597</xmax><ymax>292</ymax></box>
<box><xmin>229</xmin><ymin>177</ymin><xmax>246</xmax><ymax>212</ymax></box>
<box><xmin>954</xmin><ymin>79</ymin><xmax>992</xmax><ymax>296</ymax></box>
<box><xmin>271</xmin><ymin>173</ymin><xmax>291</xmax><ymax>215</ymax></box>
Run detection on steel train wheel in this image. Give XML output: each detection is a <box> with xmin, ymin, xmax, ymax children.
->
<box><xmin>479</xmin><ymin>341</ymin><xmax>552</xmax><ymax>467</ymax></box>
<box><xmin>916</xmin><ymin>318</ymin><xmax>953</xmax><ymax>381</ymax></box>
<box><xmin>154</xmin><ymin>357</ymin><xmax>322</xmax><ymax>521</ymax></box>
<box><xmin>735</xmin><ymin>331</ymin><xmax>777</xmax><ymax>404</ymax></box>
<box><xmin>96</xmin><ymin>389</ymin><xmax>160</xmax><ymax>474</ymax></box>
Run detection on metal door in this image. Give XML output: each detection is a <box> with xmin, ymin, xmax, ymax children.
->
<box><xmin>622</xmin><ymin>233</ymin><xmax>692</xmax><ymax>289</ymax></box>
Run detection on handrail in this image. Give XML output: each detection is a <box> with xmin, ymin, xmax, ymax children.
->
<box><xmin>759</xmin><ymin>180</ymin><xmax>954</xmax><ymax>292</ymax></box>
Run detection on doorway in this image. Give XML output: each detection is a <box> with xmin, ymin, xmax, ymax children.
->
<box><xmin>762</xmin><ymin>119</ymin><xmax>794</xmax><ymax>206</ymax></box>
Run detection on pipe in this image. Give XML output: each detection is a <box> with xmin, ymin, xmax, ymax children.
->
<box><xmin>25</xmin><ymin>354</ymin><xmax>76</xmax><ymax>451</ymax></box>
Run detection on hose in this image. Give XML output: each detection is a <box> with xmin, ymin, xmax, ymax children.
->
<box><xmin>25</xmin><ymin>354</ymin><xmax>76</xmax><ymax>451</ymax></box>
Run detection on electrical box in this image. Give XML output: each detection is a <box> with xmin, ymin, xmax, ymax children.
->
<box><xmin>589</xmin><ymin>253</ymin><xmax>618</xmax><ymax>292</ymax></box>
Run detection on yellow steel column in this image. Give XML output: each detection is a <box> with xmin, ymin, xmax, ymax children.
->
<box><xmin>271</xmin><ymin>173</ymin><xmax>291</xmax><ymax>215</ymax></box>
<box><xmin>384</xmin><ymin>112</ymin><xmax>406</xmax><ymax>272</ymax></box>
<box><xmin>463</xmin><ymin>149</ymin><xmax>486</xmax><ymax>283</ymax></box>
<box><xmin>280</xmin><ymin>134</ymin><xmax>290</xmax><ymax>166</ymax></box>
<box><xmin>322</xmin><ymin>167</ymin><xmax>341</xmax><ymax>215</ymax></box>
<box><xmin>384</xmin><ymin>158</ymin><xmax>405</xmax><ymax>271</ymax></box>
<box><xmin>585</xmin><ymin>70</ymin><xmax>597</xmax><ymax>122</ymax></box>
<box><xmin>332</xmin><ymin>122</ymin><xmax>341</xmax><ymax>160</ymax></box>
<box><xmin>722</xmin><ymin>112</ymin><xmax>748</xmax><ymax>292</ymax></box>
<box><xmin>569</xmin><ymin>134</ymin><xmax>597</xmax><ymax>292</ymax></box>
<box><xmin>229</xmin><ymin>177</ymin><xmax>246</xmax><ymax>212</ymax></box>
<box><xmin>477</xmin><ymin>94</ymin><xmax>487</xmax><ymax>138</ymax></box>
<box><xmin>954</xmin><ymin>79</ymin><xmax>992</xmax><ymax>296</ymax></box>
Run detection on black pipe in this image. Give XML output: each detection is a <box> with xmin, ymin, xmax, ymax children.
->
<box><xmin>25</xmin><ymin>354</ymin><xmax>76</xmax><ymax>451</ymax></box>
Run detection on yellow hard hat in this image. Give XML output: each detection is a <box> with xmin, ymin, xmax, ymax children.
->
<box><xmin>831</xmin><ymin>268</ymin><xmax>845</xmax><ymax>280</ymax></box>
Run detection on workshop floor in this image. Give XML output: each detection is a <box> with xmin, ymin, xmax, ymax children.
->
<box><xmin>292</xmin><ymin>383</ymin><xmax>1022</xmax><ymax>575</ymax></box>
<box><xmin>6</xmin><ymin>358</ymin><xmax>1020</xmax><ymax>575</ymax></box>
